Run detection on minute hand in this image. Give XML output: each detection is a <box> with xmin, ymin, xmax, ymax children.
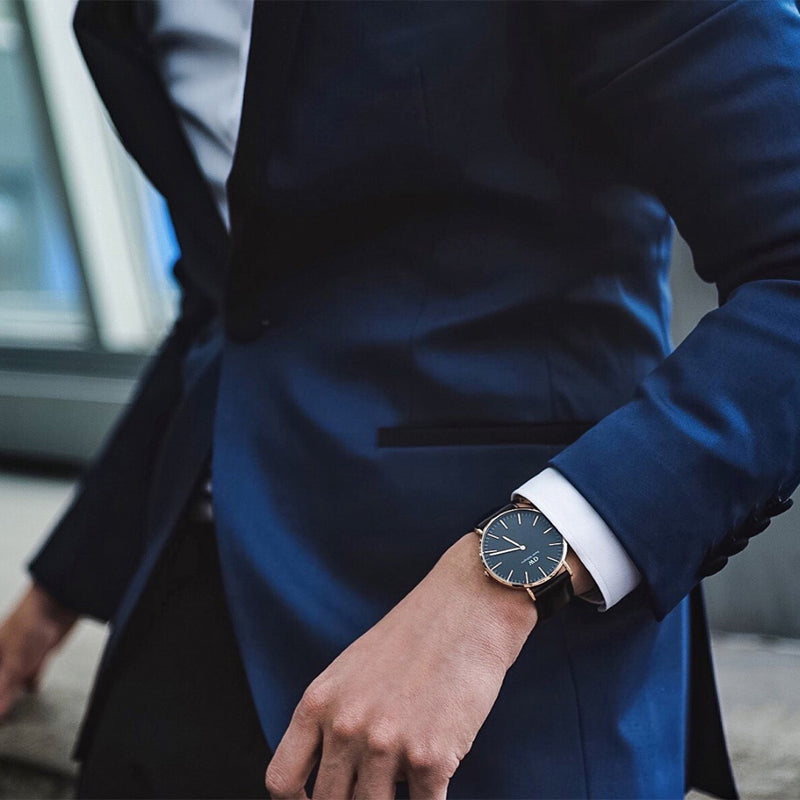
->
<box><xmin>485</xmin><ymin>546</ymin><xmax>524</xmax><ymax>556</ymax></box>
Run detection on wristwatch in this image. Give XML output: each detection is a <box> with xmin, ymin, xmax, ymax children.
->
<box><xmin>473</xmin><ymin>497</ymin><xmax>575</xmax><ymax>622</ymax></box>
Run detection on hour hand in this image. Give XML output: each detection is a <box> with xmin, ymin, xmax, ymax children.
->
<box><xmin>502</xmin><ymin>536</ymin><xmax>525</xmax><ymax>548</ymax></box>
<box><xmin>485</xmin><ymin>546</ymin><xmax>524</xmax><ymax>556</ymax></box>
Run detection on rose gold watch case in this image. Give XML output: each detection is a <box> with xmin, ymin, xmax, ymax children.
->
<box><xmin>474</xmin><ymin>502</ymin><xmax>569</xmax><ymax>591</ymax></box>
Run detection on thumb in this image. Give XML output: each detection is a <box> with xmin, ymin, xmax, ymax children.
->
<box><xmin>0</xmin><ymin>659</ymin><xmax>23</xmax><ymax>718</ymax></box>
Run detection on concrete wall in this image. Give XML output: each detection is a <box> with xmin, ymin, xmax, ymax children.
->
<box><xmin>670</xmin><ymin>233</ymin><xmax>800</xmax><ymax>638</ymax></box>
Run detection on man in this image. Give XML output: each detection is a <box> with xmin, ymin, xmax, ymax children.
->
<box><xmin>2</xmin><ymin>1</ymin><xmax>800</xmax><ymax>797</ymax></box>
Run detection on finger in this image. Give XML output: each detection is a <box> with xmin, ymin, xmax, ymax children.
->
<box><xmin>0</xmin><ymin>665</ymin><xmax>22</xmax><ymax>717</ymax></box>
<box><xmin>406</xmin><ymin>764</ymin><xmax>450</xmax><ymax>800</ymax></box>
<box><xmin>24</xmin><ymin>659</ymin><xmax>45</xmax><ymax>694</ymax></box>
<box><xmin>266</xmin><ymin>703</ymin><xmax>323</xmax><ymax>799</ymax></box>
<box><xmin>352</xmin><ymin>754</ymin><xmax>399</xmax><ymax>800</ymax></box>
<box><xmin>406</xmin><ymin>773</ymin><xmax>448</xmax><ymax>800</ymax></box>
<box><xmin>311</xmin><ymin>738</ymin><xmax>357</xmax><ymax>800</ymax></box>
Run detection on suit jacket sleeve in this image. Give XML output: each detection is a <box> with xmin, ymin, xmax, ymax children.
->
<box><xmin>536</xmin><ymin>0</ymin><xmax>800</xmax><ymax>619</ymax></box>
<box><xmin>26</xmin><ymin>265</ymin><xmax>216</xmax><ymax>623</ymax></box>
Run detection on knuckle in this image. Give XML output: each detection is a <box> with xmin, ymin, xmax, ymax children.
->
<box><xmin>365</xmin><ymin>725</ymin><xmax>398</xmax><ymax>756</ymax></box>
<box><xmin>298</xmin><ymin>682</ymin><xmax>328</xmax><ymax>717</ymax></box>
<box><xmin>329</xmin><ymin>712</ymin><xmax>364</xmax><ymax>741</ymax></box>
<box><xmin>404</xmin><ymin>739</ymin><xmax>463</xmax><ymax>781</ymax></box>
<box><xmin>330</xmin><ymin>714</ymin><xmax>362</xmax><ymax>741</ymax></box>
<box><xmin>442</xmin><ymin>753</ymin><xmax>462</xmax><ymax>778</ymax></box>
<box><xmin>404</xmin><ymin>743</ymin><xmax>454</xmax><ymax>777</ymax></box>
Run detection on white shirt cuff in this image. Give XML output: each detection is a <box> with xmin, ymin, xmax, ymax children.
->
<box><xmin>511</xmin><ymin>467</ymin><xmax>641</xmax><ymax>610</ymax></box>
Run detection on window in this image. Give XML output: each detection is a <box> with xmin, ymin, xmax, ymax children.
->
<box><xmin>0</xmin><ymin>0</ymin><xmax>91</xmax><ymax>346</ymax></box>
<box><xmin>0</xmin><ymin>0</ymin><xmax>179</xmax><ymax>462</ymax></box>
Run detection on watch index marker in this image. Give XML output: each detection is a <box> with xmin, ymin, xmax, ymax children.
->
<box><xmin>479</xmin><ymin>506</ymin><xmax>571</xmax><ymax>618</ymax></box>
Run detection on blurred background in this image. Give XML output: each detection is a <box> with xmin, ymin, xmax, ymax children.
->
<box><xmin>0</xmin><ymin>0</ymin><xmax>797</xmax><ymax>797</ymax></box>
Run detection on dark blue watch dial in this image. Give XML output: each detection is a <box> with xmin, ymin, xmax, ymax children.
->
<box><xmin>480</xmin><ymin>508</ymin><xmax>565</xmax><ymax>587</ymax></box>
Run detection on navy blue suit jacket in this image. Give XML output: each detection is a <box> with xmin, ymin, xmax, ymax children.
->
<box><xmin>30</xmin><ymin>2</ymin><xmax>800</xmax><ymax>797</ymax></box>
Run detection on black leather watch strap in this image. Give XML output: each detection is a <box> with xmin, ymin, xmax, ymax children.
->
<box><xmin>528</xmin><ymin>569</ymin><xmax>574</xmax><ymax>623</ymax></box>
<box><xmin>475</xmin><ymin>503</ymin><xmax>516</xmax><ymax>532</ymax></box>
<box><xmin>475</xmin><ymin>501</ymin><xmax>572</xmax><ymax>621</ymax></box>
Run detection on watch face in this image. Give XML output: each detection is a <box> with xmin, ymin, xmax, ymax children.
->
<box><xmin>480</xmin><ymin>508</ymin><xmax>566</xmax><ymax>587</ymax></box>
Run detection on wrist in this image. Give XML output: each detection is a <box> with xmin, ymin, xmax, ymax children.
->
<box><xmin>27</xmin><ymin>583</ymin><xmax>78</xmax><ymax>640</ymax></box>
<box><xmin>469</xmin><ymin>496</ymin><xmax>601</xmax><ymax>636</ymax></box>
<box><xmin>441</xmin><ymin>533</ymin><xmax>538</xmax><ymax>669</ymax></box>
<box><xmin>564</xmin><ymin>549</ymin><xmax>597</xmax><ymax>598</ymax></box>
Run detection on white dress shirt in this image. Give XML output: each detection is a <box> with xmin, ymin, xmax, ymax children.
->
<box><xmin>144</xmin><ymin>0</ymin><xmax>254</xmax><ymax>228</ymax></box>
<box><xmin>146</xmin><ymin>0</ymin><xmax>641</xmax><ymax>610</ymax></box>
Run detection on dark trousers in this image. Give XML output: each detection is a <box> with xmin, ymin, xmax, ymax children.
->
<box><xmin>76</xmin><ymin>510</ymin><xmax>272</xmax><ymax>799</ymax></box>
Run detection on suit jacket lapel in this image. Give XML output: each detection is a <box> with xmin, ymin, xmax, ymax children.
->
<box><xmin>225</xmin><ymin>0</ymin><xmax>307</xmax><ymax>340</ymax></box>
<box><xmin>227</xmin><ymin>0</ymin><xmax>307</xmax><ymax>205</ymax></box>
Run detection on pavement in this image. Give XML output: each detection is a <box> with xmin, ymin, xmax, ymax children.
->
<box><xmin>707</xmin><ymin>636</ymin><xmax>800</xmax><ymax>800</ymax></box>
<box><xmin>0</xmin><ymin>469</ymin><xmax>799</xmax><ymax>799</ymax></box>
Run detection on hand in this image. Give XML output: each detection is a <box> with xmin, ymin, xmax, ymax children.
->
<box><xmin>265</xmin><ymin>532</ymin><xmax>541</xmax><ymax>800</ymax></box>
<box><xmin>0</xmin><ymin>582</ymin><xmax>78</xmax><ymax>717</ymax></box>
